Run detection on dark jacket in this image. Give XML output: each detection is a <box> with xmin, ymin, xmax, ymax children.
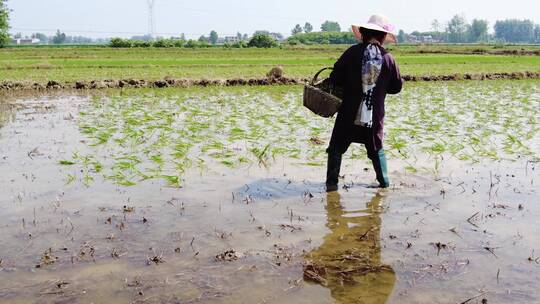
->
<box><xmin>329</xmin><ymin>43</ymin><xmax>403</xmax><ymax>152</ymax></box>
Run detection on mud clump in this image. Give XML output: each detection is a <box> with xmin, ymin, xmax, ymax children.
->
<box><xmin>88</xmin><ymin>80</ymin><xmax>118</xmax><ymax>89</ymax></box>
<box><xmin>215</xmin><ymin>249</ymin><xmax>243</xmax><ymax>262</ymax></box>
<box><xmin>46</xmin><ymin>80</ymin><xmax>62</xmax><ymax>90</ymax></box>
<box><xmin>32</xmin><ymin>82</ymin><xmax>45</xmax><ymax>90</ymax></box>
<box><xmin>117</xmin><ymin>79</ymin><xmax>145</xmax><ymax>88</ymax></box>
<box><xmin>153</xmin><ymin>80</ymin><xmax>168</xmax><ymax>88</ymax></box>
<box><xmin>75</xmin><ymin>81</ymin><xmax>87</xmax><ymax>89</ymax></box>
<box><xmin>226</xmin><ymin>78</ymin><xmax>247</xmax><ymax>86</ymax></box>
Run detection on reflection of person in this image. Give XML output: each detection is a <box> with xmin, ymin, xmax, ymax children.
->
<box><xmin>304</xmin><ymin>192</ymin><xmax>395</xmax><ymax>304</ymax></box>
<box><xmin>326</xmin><ymin>15</ymin><xmax>404</xmax><ymax>192</ymax></box>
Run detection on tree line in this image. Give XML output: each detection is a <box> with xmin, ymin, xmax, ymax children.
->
<box><xmin>288</xmin><ymin>17</ymin><xmax>540</xmax><ymax>45</ymax></box>
<box><xmin>399</xmin><ymin>16</ymin><xmax>540</xmax><ymax>44</ymax></box>
<box><xmin>0</xmin><ymin>0</ymin><xmax>9</xmax><ymax>47</ymax></box>
<box><xmin>11</xmin><ymin>31</ymin><xmax>107</xmax><ymax>45</ymax></box>
<box><xmin>290</xmin><ymin>21</ymin><xmax>340</xmax><ymax>35</ymax></box>
<box><xmin>110</xmin><ymin>33</ymin><xmax>279</xmax><ymax>49</ymax></box>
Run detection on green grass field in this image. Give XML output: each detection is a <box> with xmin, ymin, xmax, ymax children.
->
<box><xmin>1</xmin><ymin>45</ymin><xmax>540</xmax><ymax>83</ymax></box>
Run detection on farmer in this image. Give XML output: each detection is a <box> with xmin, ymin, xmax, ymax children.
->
<box><xmin>326</xmin><ymin>15</ymin><xmax>404</xmax><ymax>192</ymax></box>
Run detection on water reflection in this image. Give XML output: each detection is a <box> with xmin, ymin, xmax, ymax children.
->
<box><xmin>304</xmin><ymin>192</ymin><xmax>395</xmax><ymax>304</ymax></box>
<box><xmin>233</xmin><ymin>178</ymin><xmax>322</xmax><ymax>200</ymax></box>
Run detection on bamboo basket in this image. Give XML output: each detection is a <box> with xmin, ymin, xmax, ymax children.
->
<box><xmin>303</xmin><ymin>67</ymin><xmax>343</xmax><ymax>118</ymax></box>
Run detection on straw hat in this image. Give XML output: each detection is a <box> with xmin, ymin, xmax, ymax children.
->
<box><xmin>352</xmin><ymin>14</ymin><xmax>397</xmax><ymax>43</ymax></box>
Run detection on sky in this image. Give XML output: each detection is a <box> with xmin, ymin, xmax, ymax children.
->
<box><xmin>7</xmin><ymin>0</ymin><xmax>540</xmax><ymax>39</ymax></box>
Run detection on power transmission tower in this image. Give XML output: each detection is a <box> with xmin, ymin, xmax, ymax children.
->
<box><xmin>147</xmin><ymin>0</ymin><xmax>156</xmax><ymax>39</ymax></box>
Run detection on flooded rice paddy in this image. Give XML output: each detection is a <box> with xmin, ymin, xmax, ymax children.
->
<box><xmin>0</xmin><ymin>81</ymin><xmax>539</xmax><ymax>304</ymax></box>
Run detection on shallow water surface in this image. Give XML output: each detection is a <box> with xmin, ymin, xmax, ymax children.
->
<box><xmin>0</xmin><ymin>84</ymin><xmax>539</xmax><ymax>304</ymax></box>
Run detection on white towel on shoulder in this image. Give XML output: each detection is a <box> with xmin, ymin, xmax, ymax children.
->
<box><xmin>354</xmin><ymin>43</ymin><xmax>383</xmax><ymax>127</ymax></box>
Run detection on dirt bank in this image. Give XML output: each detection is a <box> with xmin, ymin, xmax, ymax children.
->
<box><xmin>414</xmin><ymin>49</ymin><xmax>540</xmax><ymax>56</ymax></box>
<box><xmin>1</xmin><ymin>72</ymin><xmax>540</xmax><ymax>92</ymax></box>
<box><xmin>402</xmin><ymin>71</ymin><xmax>540</xmax><ymax>81</ymax></box>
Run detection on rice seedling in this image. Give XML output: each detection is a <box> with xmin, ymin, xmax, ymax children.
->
<box><xmin>61</xmin><ymin>81</ymin><xmax>538</xmax><ymax>186</ymax></box>
<box><xmin>59</xmin><ymin>160</ymin><xmax>76</xmax><ymax>166</ymax></box>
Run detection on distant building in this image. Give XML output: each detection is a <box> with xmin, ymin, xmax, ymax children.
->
<box><xmin>407</xmin><ymin>34</ymin><xmax>439</xmax><ymax>44</ymax></box>
<box><xmin>224</xmin><ymin>36</ymin><xmax>240</xmax><ymax>43</ymax></box>
<box><xmin>421</xmin><ymin>35</ymin><xmax>434</xmax><ymax>43</ymax></box>
<box><xmin>12</xmin><ymin>38</ymin><xmax>40</xmax><ymax>45</ymax></box>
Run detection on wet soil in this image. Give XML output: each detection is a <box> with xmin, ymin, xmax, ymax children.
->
<box><xmin>0</xmin><ymin>91</ymin><xmax>538</xmax><ymax>304</ymax></box>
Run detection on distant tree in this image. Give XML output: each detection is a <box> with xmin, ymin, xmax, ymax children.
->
<box><xmin>232</xmin><ymin>40</ymin><xmax>247</xmax><ymax>48</ymax></box>
<box><xmin>247</xmin><ymin>34</ymin><xmax>278</xmax><ymax>48</ymax></box>
<box><xmin>255</xmin><ymin>31</ymin><xmax>282</xmax><ymax>40</ymax></box>
<box><xmin>198</xmin><ymin>40</ymin><xmax>210</xmax><ymax>48</ymax></box>
<box><xmin>52</xmin><ymin>30</ymin><xmax>67</xmax><ymax>44</ymax></box>
<box><xmin>286</xmin><ymin>32</ymin><xmax>356</xmax><ymax>45</ymax></box>
<box><xmin>184</xmin><ymin>40</ymin><xmax>198</xmax><ymax>48</ymax></box>
<box><xmin>236</xmin><ymin>32</ymin><xmax>242</xmax><ymax>40</ymax></box>
<box><xmin>0</xmin><ymin>0</ymin><xmax>9</xmax><ymax>47</ymax></box>
<box><xmin>431</xmin><ymin>19</ymin><xmax>440</xmax><ymax>32</ymax></box>
<box><xmin>446</xmin><ymin>15</ymin><xmax>468</xmax><ymax>43</ymax></box>
<box><xmin>32</xmin><ymin>33</ymin><xmax>48</xmax><ymax>44</ymax></box>
<box><xmin>321</xmin><ymin>20</ymin><xmax>341</xmax><ymax>32</ymax></box>
<box><xmin>304</xmin><ymin>22</ymin><xmax>313</xmax><ymax>33</ymax></box>
<box><xmin>242</xmin><ymin>33</ymin><xmax>249</xmax><ymax>41</ymax></box>
<box><xmin>133</xmin><ymin>40</ymin><xmax>152</xmax><ymax>47</ymax></box>
<box><xmin>291</xmin><ymin>24</ymin><xmax>303</xmax><ymax>35</ymax></box>
<box><xmin>431</xmin><ymin>30</ymin><xmax>448</xmax><ymax>42</ymax></box>
<box><xmin>173</xmin><ymin>39</ymin><xmax>185</xmax><ymax>47</ymax></box>
<box><xmin>198</xmin><ymin>35</ymin><xmax>208</xmax><ymax>43</ymax></box>
<box><xmin>468</xmin><ymin>19</ymin><xmax>488</xmax><ymax>42</ymax></box>
<box><xmin>535</xmin><ymin>25</ymin><xmax>540</xmax><ymax>43</ymax></box>
<box><xmin>209</xmin><ymin>30</ymin><xmax>218</xmax><ymax>44</ymax></box>
<box><xmin>494</xmin><ymin>19</ymin><xmax>535</xmax><ymax>43</ymax></box>
<box><xmin>180</xmin><ymin>33</ymin><xmax>186</xmax><ymax>41</ymax></box>
<box><xmin>153</xmin><ymin>39</ymin><xmax>174</xmax><ymax>48</ymax></box>
<box><xmin>397</xmin><ymin>29</ymin><xmax>406</xmax><ymax>43</ymax></box>
<box><xmin>110</xmin><ymin>38</ymin><xmax>133</xmax><ymax>48</ymax></box>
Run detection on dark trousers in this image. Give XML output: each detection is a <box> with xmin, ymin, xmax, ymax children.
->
<box><xmin>326</xmin><ymin>126</ymin><xmax>389</xmax><ymax>188</ymax></box>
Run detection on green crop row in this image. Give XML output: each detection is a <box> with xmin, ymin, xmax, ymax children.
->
<box><xmin>60</xmin><ymin>80</ymin><xmax>539</xmax><ymax>187</ymax></box>
<box><xmin>1</xmin><ymin>46</ymin><xmax>540</xmax><ymax>83</ymax></box>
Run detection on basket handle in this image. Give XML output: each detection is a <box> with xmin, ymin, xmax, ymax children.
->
<box><xmin>311</xmin><ymin>67</ymin><xmax>333</xmax><ymax>84</ymax></box>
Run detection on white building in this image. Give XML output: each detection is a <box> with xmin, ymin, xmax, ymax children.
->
<box><xmin>224</xmin><ymin>36</ymin><xmax>240</xmax><ymax>43</ymax></box>
<box><xmin>12</xmin><ymin>38</ymin><xmax>40</xmax><ymax>45</ymax></box>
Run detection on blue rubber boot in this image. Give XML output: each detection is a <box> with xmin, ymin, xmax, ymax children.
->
<box><xmin>371</xmin><ymin>150</ymin><xmax>390</xmax><ymax>188</ymax></box>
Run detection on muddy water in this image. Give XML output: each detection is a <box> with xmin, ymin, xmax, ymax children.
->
<box><xmin>0</xmin><ymin>91</ymin><xmax>539</xmax><ymax>304</ymax></box>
